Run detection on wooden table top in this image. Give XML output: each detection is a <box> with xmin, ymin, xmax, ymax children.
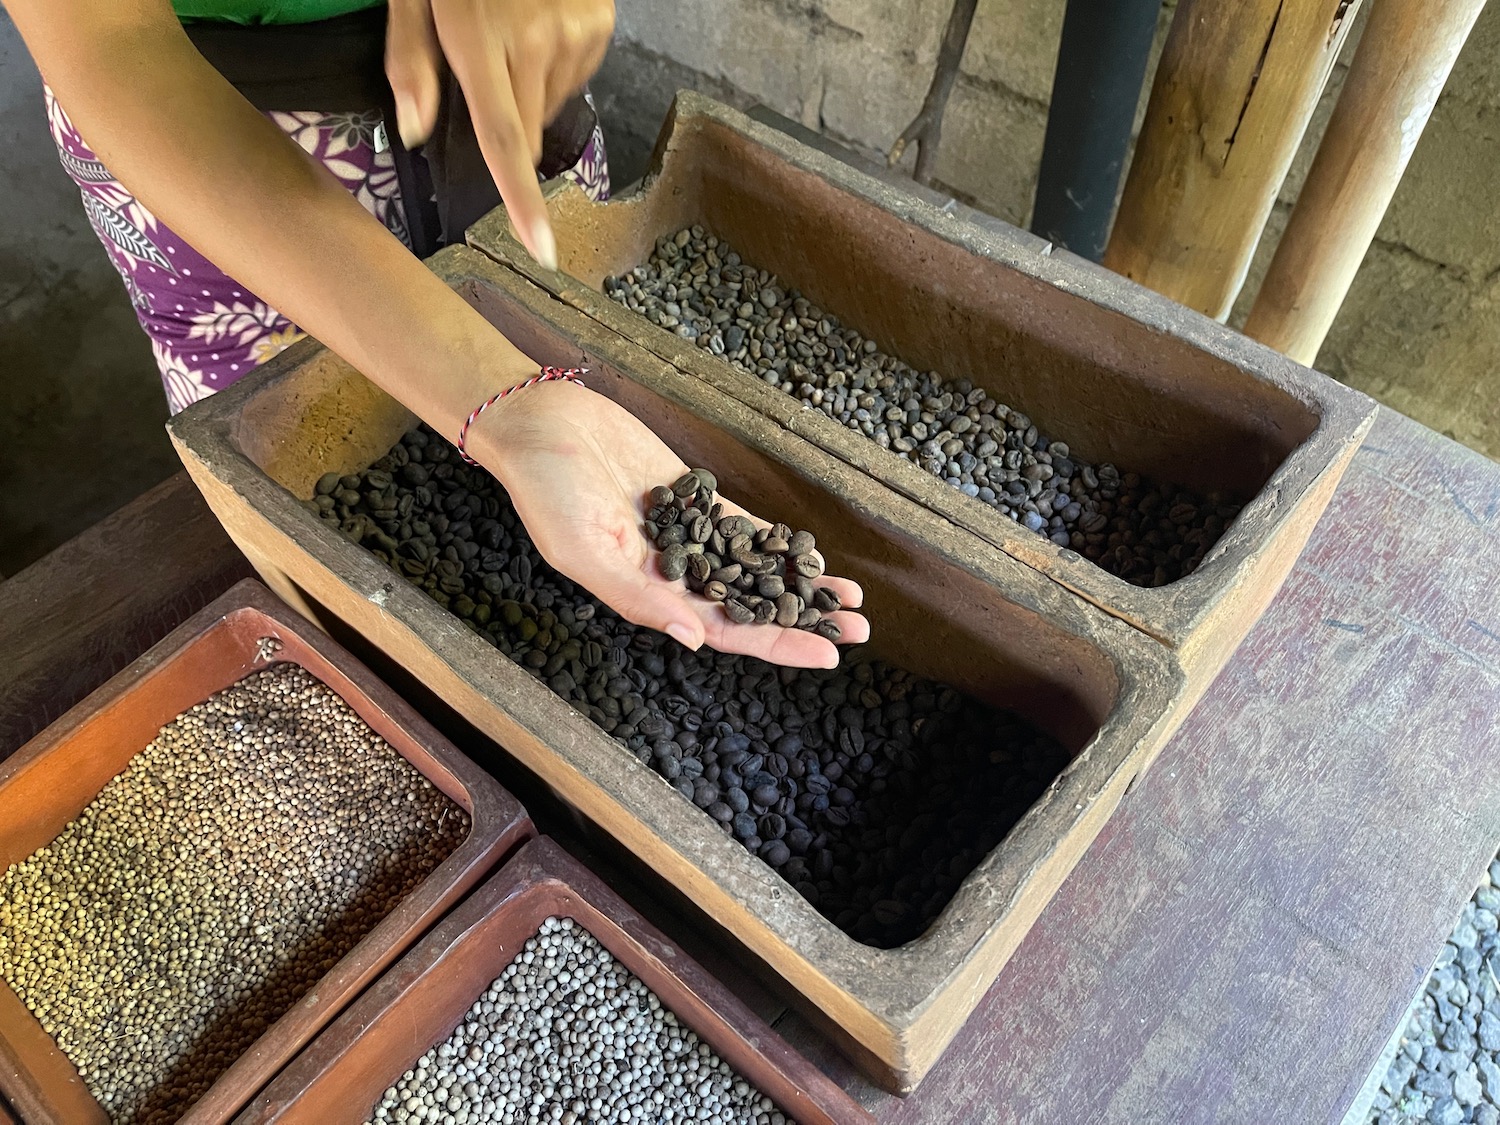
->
<box><xmin>3</xmin><ymin>406</ymin><xmax>1495</xmax><ymax>1124</ymax></box>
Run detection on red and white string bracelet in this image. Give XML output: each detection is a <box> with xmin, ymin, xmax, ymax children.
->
<box><xmin>456</xmin><ymin>366</ymin><xmax>587</xmax><ymax>465</ymax></box>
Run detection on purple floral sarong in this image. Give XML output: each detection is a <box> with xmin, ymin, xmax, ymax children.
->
<box><xmin>46</xmin><ymin>88</ymin><xmax>609</xmax><ymax>414</ymax></box>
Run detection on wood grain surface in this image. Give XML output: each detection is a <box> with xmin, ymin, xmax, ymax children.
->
<box><xmin>0</xmin><ymin>472</ymin><xmax>253</xmax><ymax>760</ymax></box>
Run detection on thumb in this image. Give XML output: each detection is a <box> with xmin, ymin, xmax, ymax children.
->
<box><xmin>588</xmin><ymin>568</ymin><xmax>705</xmax><ymax>651</ymax></box>
<box><xmin>385</xmin><ymin>0</ymin><xmax>443</xmax><ymax>148</ymax></box>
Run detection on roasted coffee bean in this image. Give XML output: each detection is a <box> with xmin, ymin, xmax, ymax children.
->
<box><xmin>659</xmin><ymin>545</ymin><xmax>688</xmax><ymax>582</ymax></box>
<box><xmin>813</xmin><ymin>587</ymin><xmax>842</xmax><ymax>613</ymax></box>
<box><xmin>724</xmin><ymin>599</ymin><xmax>756</xmax><ymax>625</ymax></box>
<box><xmin>773</xmin><ymin>592</ymin><xmax>801</xmax><ymax>628</ymax></box>
<box><xmin>788</xmin><ymin>530</ymin><xmax>816</xmax><ymax>557</ymax></box>
<box><xmin>335</xmin><ymin>423</ymin><xmax>1072</xmax><ymax>949</ymax></box>
<box><xmin>791</xmin><ymin>554</ymin><xmax>823</xmax><ymax>579</ymax></box>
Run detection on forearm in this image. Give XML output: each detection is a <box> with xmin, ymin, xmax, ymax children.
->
<box><xmin>8</xmin><ymin>1</ymin><xmax>534</xmax><ymax>434</ymax></box>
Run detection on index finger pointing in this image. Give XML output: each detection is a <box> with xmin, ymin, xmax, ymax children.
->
<box><xmin>439</xmin><ymin>37</ymin><xmax>558</xmax><ymax>269</ymax></box>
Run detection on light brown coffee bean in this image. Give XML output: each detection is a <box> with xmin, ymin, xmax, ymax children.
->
<box><xmin>788</xmin><ymin>530</ymin><xmax>816</xmax><ymax>556</ymax></box>
<box><xmin>792</xmin><ymin>554</ymin><xmax>823</xmax><ymax>578</ymax></box>
<box><xmin>724</xmin><ymin>599</ymin><xmax>755</xmax><ymax>624</ymax></box>
<box><xmin>774</xmin><ymin>592</ymin><xmax>801</xmax><ymax>628</ymax></box>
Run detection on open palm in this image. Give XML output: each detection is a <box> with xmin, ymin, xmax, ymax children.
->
<box><xmin>473</xmin><ymin>379</ymin><xmax>869</xmax><ymax>669</ymax></box>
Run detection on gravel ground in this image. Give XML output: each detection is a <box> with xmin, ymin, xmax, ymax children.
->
<box><xmin>1368</xmin><ymin>859</ymin><xmax>1500</xmax><ymax>1125</ymax></box>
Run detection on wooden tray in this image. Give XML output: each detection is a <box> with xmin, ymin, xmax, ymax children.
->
<box><xmin>233</xmin><ymin>837</ymin><xmax>871</xmax><ymax>1125</ymax></box>
<box><xmin>0</xmin><ymin>580</ymin><xmax>534</xmax><ymax>1124</ymax></box>
<box><xmin>166</xmin><ymin>245</ymin><xmax>1185</xmax><ymax>1091</ymax></box>
<box><xmin>466</xmin><ymin>90</ymin><xmax>1379</xmax><ymax>714</ymax></box>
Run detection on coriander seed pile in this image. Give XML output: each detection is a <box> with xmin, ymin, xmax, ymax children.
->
<box><xmin>367</xmin><ymin>917</ymin><xmax>792</xmax><ymax>1125</ymax></box>
<box><xmin>0</xmin><ymin>664</ymin><xmax>469</xmax><ymax>1125</ymax></box>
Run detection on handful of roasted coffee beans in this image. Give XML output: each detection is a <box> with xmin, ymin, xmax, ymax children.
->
<box><xmin>646</xmin><ymin>469</ymin><xmax>843</xmax><ymax>642</ymax></box>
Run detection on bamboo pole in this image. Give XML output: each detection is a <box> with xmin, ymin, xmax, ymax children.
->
<box><xmin>1244</xmin><ymin>0</ymin><xmax>1489</xmax><ymax>364</ymax></box>
<box><xmin>1103</xmin><ymin>0</ymin><xmax>1364</xmax><ymax>319</ymax></box>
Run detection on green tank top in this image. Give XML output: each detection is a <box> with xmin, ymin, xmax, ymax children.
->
<box><xmin>174</xmin><ymin>0</ymin><xmax>383</xmax><ymax>25</ymax></box>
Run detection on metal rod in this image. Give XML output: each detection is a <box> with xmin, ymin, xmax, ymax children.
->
<box><xmin>1030</xmin><ymin>0</ymin><xmax>1161</xmax><ymax>260</ymax></box>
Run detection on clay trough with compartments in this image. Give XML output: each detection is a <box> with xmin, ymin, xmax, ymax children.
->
<box><xmin>466</xmin><ymin>90</ymin><xmax>1378</xmax><ymax>719</ymax></box>
<box><xmin>168</xmin><ymin>246</ymin><xmax>1185</xmax><ymax>1091</ymax></box>
<box><xmin>231</xmin><ymin>837</ymin><xmax>872</xmax><ymax>1125</ymax></box>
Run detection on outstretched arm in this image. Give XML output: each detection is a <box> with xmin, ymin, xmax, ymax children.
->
<box><xmin>6</xmin><ymin>0</ymin><xmax>868</xmax><ymax>666</ymax></box>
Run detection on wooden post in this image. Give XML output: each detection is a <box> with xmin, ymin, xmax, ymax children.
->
<box><xmin>1103</xmin><ymin>0</ymin><xmax>1364</xmax><ymax>319</ymax></box>
<box><xmin>1244</xmin><ymin>0</ymin><xmax>1489</xmax><ymax>364</ymax></box>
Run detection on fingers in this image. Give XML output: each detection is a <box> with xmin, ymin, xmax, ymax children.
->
<box><xmin>435</xmin><ymin>13</ymin><xmax>558</xmax><ymax>269</ymax></box>
<box><xmin>583</xmin><ymin>565</ymin><xmax>707</xmax><ymax>651</ymax></box>
<box><xmin>385</xmin><ymin>0</ymin><xmax>442</xmax><ymax>148</ymax></box>
<box><xmin>509</xmin><ymin>62</ymin><xmax>548</xmax><ymax>166</ymax></box>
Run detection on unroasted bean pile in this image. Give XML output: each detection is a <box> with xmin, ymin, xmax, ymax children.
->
<box><xmin>310</xmin><ymin>425</ymin><xmax>1071</xmax><ymax>947</ymax></box>
<box><xmin>367</xmin><ymin>917</ymin><xmax>791</xmax><ymax>1125</ymax></box>
<box><xmin>604</xmin><ymin>225</ymin><xmax>1243</xmax><ymax>588</ymax></box>
<box><xmin>0</xmin><ymin>665</ymin><xmax>469</xmax><ymax>1125</ymax></box>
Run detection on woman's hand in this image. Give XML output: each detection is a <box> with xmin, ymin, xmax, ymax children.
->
<box><xmin>385</xmin><ymin>0</ymin><xmax>615</xmax><ymax>270</ymax></box>
<box><xmin>468</xmin><ymin>378</ymin><xmax>871</xmax><ymax>670</ymax></box>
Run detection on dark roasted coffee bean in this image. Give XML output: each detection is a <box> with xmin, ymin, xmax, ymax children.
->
<box><xmin>814</xmin><ymin>620</ymin><xmax>842</xmax><ymax>642</ymax></box>
<box><xmin>649</xmin><ymin>485</ymin><xmax>675</xmax><ymax>507</ymax></box>
<box><xmin>812</xmin><ymin>587</ymin><xmax>842</xmax><ymax>613</ymax></box>
<box><xmin>771</xmin><ymin>593</ymin><xmax>799</xmax><ymax>628</ymax></box>
<box><xmin>788</xmin><ymin>530</ymin><xmax>816</xmax><ymax>556</ymax></box>
<box><xmin>344</xmin><ymin>422</ymin><xmax>1072</xmax><ymax>950</ymax></box>
<box><xmin>791</xmin><ymin>554</ymin><xmax>823</xmax><ymax>579</ymax></box>
<box><xmin>724</xmin><ymin>598</ymin><xmax>756</xmax><ymax>625</ymax></box>
<box><xmin>704</xmin><ymin>580</ymin><xmax>729</xmax><ymax>602</ymax></box>
<box><xmin>672</xmin><ymin>472</ymin><xmax>700</xmax><ymax>498</ymax></box>
<box><xmin>756</xmin><ymin>574</ymin><xmax>785</xmax><ymax>599</ymax></box>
